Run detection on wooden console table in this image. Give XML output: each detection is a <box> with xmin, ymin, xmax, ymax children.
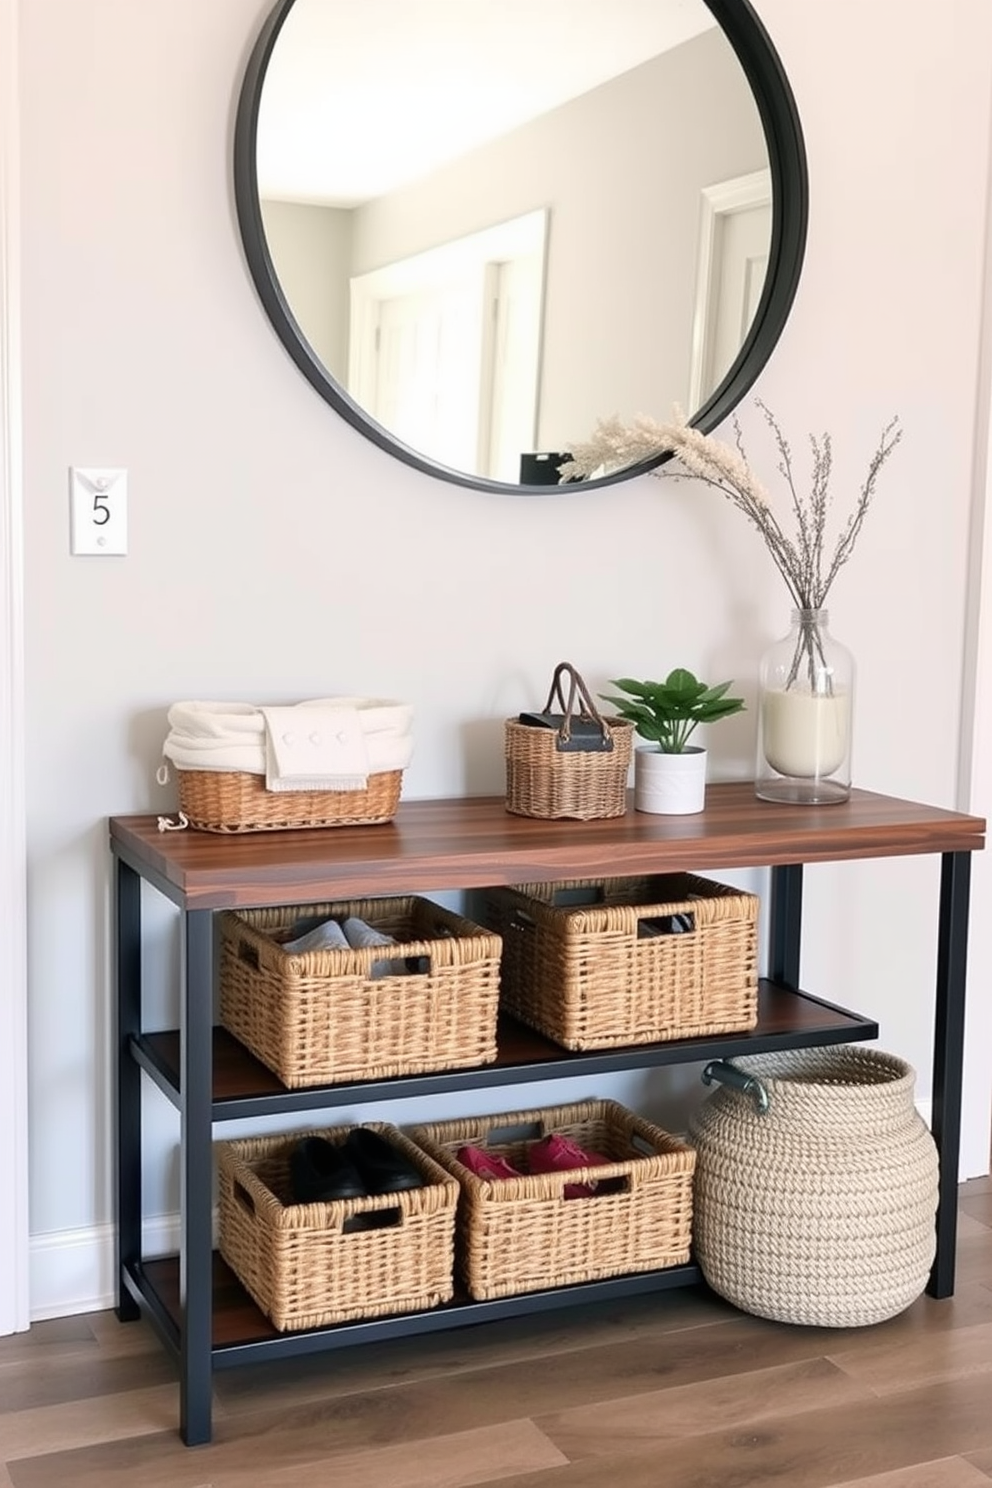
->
<box><xmin>110</xmin><ymin>782</ymin><xmax>985</xmax><ymax>1444</ymax></box>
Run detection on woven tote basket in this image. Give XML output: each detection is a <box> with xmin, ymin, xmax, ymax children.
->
<box><xmin>504</xmin><ymin>662</ymin><xmax>633</xmax><ymax>821</ymax></box>
<box><xmin>218</xmin><ymin>897</ymin><xmax>502</xmax><ymax>1088</ymax></box>
<box><xmin>176</xmin><ymin>765</ymin><xmax>403</xmax><ymax>833</ymax></box>
<box><xmin>217</xmin><ymin>1123</ymin><xmax>459</xmax><ymax>1331</ymax></box>
<box><xmin>688</xmin><ymin>1046</ymin><xmax>939</xmax><ymax>1327</ymax></box>
<box><xmin>411</xmin><ymin>1099</ymin><xmax>696</xmax><ymax>1300</ymax></box>
<box><xmin>476</xmin><ymin>873</ymin><xmax>758</xmax><ymax>1049</ymax></box>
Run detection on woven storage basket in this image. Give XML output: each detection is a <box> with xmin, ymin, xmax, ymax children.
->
<box><xmin>219</xmin><ymin>896</ymin><xmax>502</xmax><ymax>1088</ymax></box>
<box><xmin>688</xmin><ymin>1046</ymin><xmax>939</xmax><ymax>1327</ymax></box>
<box><xmin>505</xmin><ymin>662</ymin><xmax>633</xmax><ymax>821</ymax></box>
<box><xmin>476</xmin><ymin>873</ymin><xmax>758</xmax><ymax>1050</ymax></box>
<box><xmin>411</xmin><ymin>1099</ymin><xmax>695</xmax><ymax>1300</ymax></box>
<box><xmin>217</xmin><ymin>1123</ymin><xmax>459</xmax><ymax>1331</ymax></box>
<box><xmin>176</xmin><ymin>766</ymin><xmax>403</xmax><ymax>833</ymax></box>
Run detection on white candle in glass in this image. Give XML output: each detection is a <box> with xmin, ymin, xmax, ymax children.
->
<box><xmin>761</xmin><ymin>688</ymin><xmax>850</xmax><ymax>779</ymax></box>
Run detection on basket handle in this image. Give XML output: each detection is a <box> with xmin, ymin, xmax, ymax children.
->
<box><xmin>233</xmin><ymin>1178</ymin><xmax>257</xmax><ymax>1216</ymax></box>
<box><xmin>701</xmin><ymin>1060</ymin><xmax>769</xmax><ymax>1114</ymax></box>
<box><xmin>342</xmin><ymin>1206</ymin><xmax>402</xmax><ymax>1234</ymax></box>
<box><xmin>542</xmin><ymin>662</ymin><xmax>611</xmax><ymax>748</ymax></box>
<box><xmin>237</xmin><ymin>938</ymin><xmax>260</xmax><ymax>970</ymax></box>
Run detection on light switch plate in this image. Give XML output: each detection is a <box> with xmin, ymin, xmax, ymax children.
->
<box><xmin>70</xmin><ymin>467</ymin><xmax>128</xmax><ymax>555</ymax></box>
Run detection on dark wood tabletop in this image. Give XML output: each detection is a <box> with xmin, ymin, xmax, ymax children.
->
<box><xmin>109</xmin><ymin>782</ymin><xmax>986</xmax><ymax>910</ymax></box>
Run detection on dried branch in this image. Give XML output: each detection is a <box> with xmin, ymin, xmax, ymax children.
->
<box><xmin>560</xmin><ymin>403</ymin><xmax>903</xmax><ymax>612</ymax></box>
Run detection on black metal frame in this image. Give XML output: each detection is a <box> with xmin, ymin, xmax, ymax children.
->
<box><xmin>113</xmin><ymin>843</ymin><xmax>974</xmax><ymax>1447</ymax></box>
<box><xmin>231</xmin><ymin>0</ymin><xmax>809</xmax><ymax>495</ymax></box>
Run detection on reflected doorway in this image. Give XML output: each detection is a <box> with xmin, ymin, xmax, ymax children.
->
<box><xmin>689</xmin><ymin>168</ymin><xmax>771</xmax><ymax>409</ymax></box>
<box><xmin>348</xmin><ymin>211</ymin><xmax>547</xmax><ymax>481</ymax></box>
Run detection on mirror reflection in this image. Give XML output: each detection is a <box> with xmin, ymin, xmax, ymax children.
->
<box><xmin>254</xmin><ymin>0</ymin><xmax>772</xmax><ymax>484</ymax></box>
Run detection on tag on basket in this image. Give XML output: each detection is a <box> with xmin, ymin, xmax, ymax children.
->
<box><xmin>519</xmin><ymin>663</ymin><xmax>613</xmax><ymax>753</ymax></box>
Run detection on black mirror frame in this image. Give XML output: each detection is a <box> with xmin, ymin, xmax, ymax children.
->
<box><xmin>233</xmin><ymin>0</ymin><xmax>808</xmax><ymax>495</ymax></box>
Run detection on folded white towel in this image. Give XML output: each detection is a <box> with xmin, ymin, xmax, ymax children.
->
<box><xmin>162</xmin><ymin>701</ymin><xmax>267</xmax><ymax>775</ymax></box>
<box><xmin>261</xmin><ymin>705</ymin><xmax>371</xmax><ymax>792</ymax></box>
<box><xmin>161</xmin><ymin>698</ymin><xmax>415</xmax><ymax>782</ymax></box>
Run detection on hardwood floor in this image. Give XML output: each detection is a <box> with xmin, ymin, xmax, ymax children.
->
<box><xmin>1</xmin><ymin>1177</ymin><xmax>990</xmax><ymax>1487</ymax></box>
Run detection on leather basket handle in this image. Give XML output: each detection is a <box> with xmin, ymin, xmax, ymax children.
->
<box><xmin>542</xmin><ymin>662</ymin><xmax>610</xmax><ymax>746</ymax></box>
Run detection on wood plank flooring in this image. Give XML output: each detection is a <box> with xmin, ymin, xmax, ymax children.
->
<box><xmin>1</xmin><ymin>1176</ymin><xmax>989</xmax><ymax>1487</ymax></box>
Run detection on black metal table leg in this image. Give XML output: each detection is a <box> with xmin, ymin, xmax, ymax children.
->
<box><xmin>927</xmin><ymin>850</ymin><xmax>972</xmax><ymax>1299</ymax></box>
<box><xmin>114</xmin><ymin>858</ymin><xmax>142</xmax><ymax>1322</ymax></box>
<box><xmin>179</xmin><ymin>908</ymin><xmax>215</xmax><ymax>1446</ymax></box>
<box><xmin>768</xmin><ymin>863</ymin><xmax>804</xmax><ymax>988</ymax></box>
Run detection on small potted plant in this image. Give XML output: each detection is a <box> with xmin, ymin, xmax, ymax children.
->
<box><xmin>601</xmin><ymin>669</ymin><xmax>746</xmax><ymax>814</ymax></box>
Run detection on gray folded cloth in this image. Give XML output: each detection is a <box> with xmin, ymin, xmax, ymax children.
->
<box><xmin>280</xmin><ymin>913</ymin><xmax>428</xmax><ymax>977</ymax></box>
<box><xmin>341</xmin><ymin>916</ymin><xmax>395</xmax><ymax>951</ymax></box>
<box><xmin>282</xmin><ymin>917</ymin><xmax>349</xmax><ymax>953</ymax></box>
<box><xmin>342</xmin><ymin>916</ymin><xmax>409</xmax><ymax>978</ymax></box>
<box><xmin>342</xmin><ymin>916</ymin><xmax>432</xmax><ymax>978</ymax></box>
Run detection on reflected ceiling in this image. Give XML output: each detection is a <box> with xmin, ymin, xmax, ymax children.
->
<box><xmin>257</xmin><ymin>0</ymin><xmax>718</xmax><ymax>206</ymax></box>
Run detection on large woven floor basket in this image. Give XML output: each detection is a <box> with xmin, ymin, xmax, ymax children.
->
<box><xmin>411</xmin><ymin>1099</ymin><xmax>695</xmax><ymax>1300</ymax></box>
<box><xmin>219</xmin><ymin>896</ymin><xmax>502</xmax><ymax>1088</ymax></box>
<box><xmin>176</xmin><ymin>766</ymin><xmax>403</xmax><ymax>833</ymax></box>
<box><xmin>217</xmin><ymin>1124</ymin><xmax>459</xmax><ymax>1331</ymax></box>
<box><xmin>688</xmin><ymin>1045</ymin><xmax>939</xmax><ymax>1327</ymax></box>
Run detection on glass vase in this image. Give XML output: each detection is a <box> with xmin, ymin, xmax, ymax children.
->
<box><xmin>755</xmin><ymin>608</ymin><xmax>854</xmax><ymax>805</ymax></box>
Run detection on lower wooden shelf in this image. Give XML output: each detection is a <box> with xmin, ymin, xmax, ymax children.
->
<box><xmin>124</xmin><ymin>980</ymin><xmax>875</xmax><ymax>1368</ymax></box>
<box><xmin>129</xmin><ymin>1252</ymin><xmax>705</xmax><ymax>1366</ymax></box>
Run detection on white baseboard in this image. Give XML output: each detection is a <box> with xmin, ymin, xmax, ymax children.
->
<box><xmin>29</xmin><ymin>1214</ymin><xmax>181</xmax><ymax>1323</ymax></box>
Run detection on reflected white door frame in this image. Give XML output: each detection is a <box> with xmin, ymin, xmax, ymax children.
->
<box><xmin>688</xmin><ymin>168</ymin><xmax>771</xmax><ymax>412</ymax></box>
<box><xmin>0</xmin><ymin>0</ymin><xmax>30</xmax><ymax>1334</ymax></box>
<box><xmin>349</xmin><ymin>211</ymin><xmax>547</xmax><ymax>482</ymax></box>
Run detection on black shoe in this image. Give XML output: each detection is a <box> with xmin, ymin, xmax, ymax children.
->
<box><xmin>289</xmin><ymin>1136</ymin><xmax>366</xmax><ymax>1204</ymax></box>
<box><xmin>343</xmin><ymin>1127</ymin><xmax>424</xmax><ymax>1194</ymax></box>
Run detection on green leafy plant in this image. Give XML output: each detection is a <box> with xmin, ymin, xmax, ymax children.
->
<box><xmin>601</xmin><ymin>669</ymin><xmax>746</xmax><ymax>754</ymax></box>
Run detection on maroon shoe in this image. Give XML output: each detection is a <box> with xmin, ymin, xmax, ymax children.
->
<box><xmin>455</xmin><ymin>1145</ymin><xmax>523</xmax><ymax>1181</ymax></box>
<box><xmin>528</xmin><ymin>1134</ymin><xmax>608</xmax><ymax>1197</ymax></box>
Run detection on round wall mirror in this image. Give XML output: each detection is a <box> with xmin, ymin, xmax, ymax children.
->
<box><xmin>234</xmin><ymin>0</ymin><xmax>807</xmax><ymax>494</ymax></box>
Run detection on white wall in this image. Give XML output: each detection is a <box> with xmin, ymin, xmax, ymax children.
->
<box><xmin>754</xmin><ymin>0</ymin><xmax>992</xmax><ymax>1187</ymax></box>
<box><xmin>13</xmin><ymin>0</ymin><xmax>992</xmax><ymax>1318</ymax></box>
<box><xmin>0</xmin><ymin>0</ymin><xmax>28</xmax><ymax>1335</ymax></box>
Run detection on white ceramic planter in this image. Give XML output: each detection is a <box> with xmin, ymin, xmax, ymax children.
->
<box><xmin>633</xmin><ymin>745</ymin><xmax>707</xmax><ymax>815</ymax></box>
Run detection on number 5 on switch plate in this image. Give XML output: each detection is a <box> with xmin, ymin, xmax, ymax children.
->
<box><xmin>69</xmin><ymin>467</ymin><xmax>128</xmax><ymax>555</ymax></box>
